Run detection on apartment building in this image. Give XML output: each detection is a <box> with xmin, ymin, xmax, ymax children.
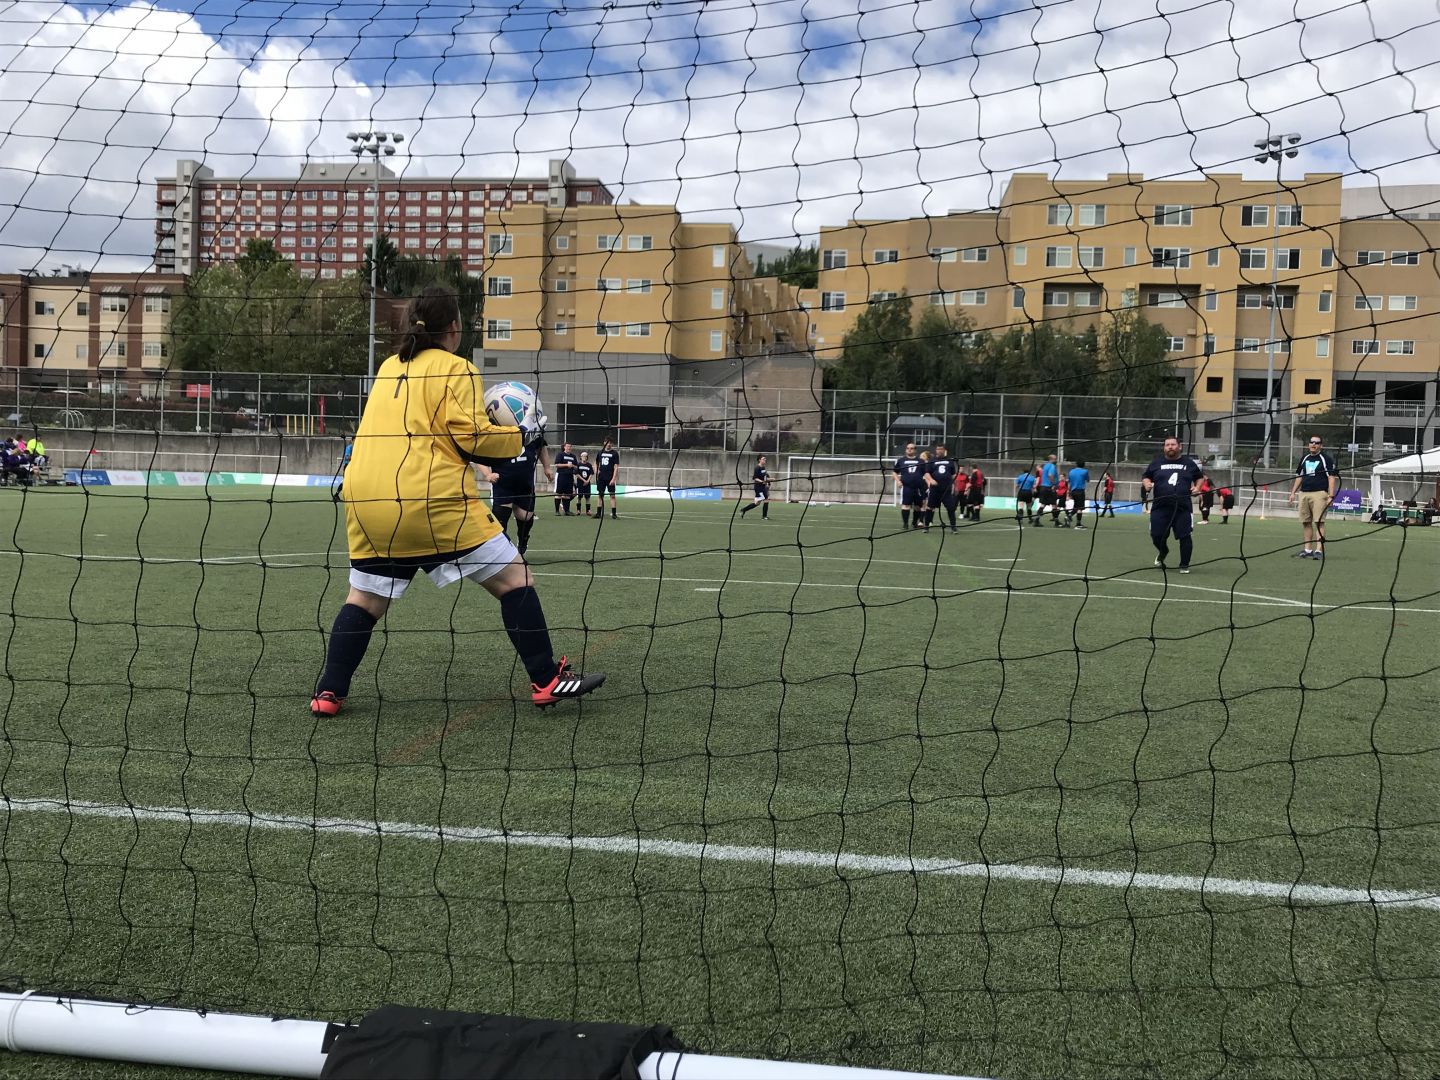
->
<box><xmin>154</xmin><ymin>158</ymin><xmax>614</xmax><ymax>277</ymax></box>
<box><xmin>0</xmin><ymin>269</ymin><xmax>185</xmax><ymax>382</ymax></box>
<box><xmin>812</xmin><ymin>172</ymin><xmax>1439</xmax><ymax>449</ymax></box>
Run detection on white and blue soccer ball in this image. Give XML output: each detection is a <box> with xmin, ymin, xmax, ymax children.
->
<box><xmin>483</xmin><ymin>380</ymin><xmax>541</xmax><ymax>429</ymax></box>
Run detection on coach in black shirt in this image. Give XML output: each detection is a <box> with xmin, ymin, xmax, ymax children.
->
<box><xmin>1287</xmin><ymin>435</ymin><xmax>1338</xmax><ymax>560</ymax></box>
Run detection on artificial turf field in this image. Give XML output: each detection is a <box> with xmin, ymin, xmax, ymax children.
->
<box><xmin>0</xmin><ymin>486</ymin><xmax>1435</xmax><ymax>1079</ymax></box>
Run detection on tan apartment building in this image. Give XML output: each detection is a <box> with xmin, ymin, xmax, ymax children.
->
<box><xmin>0</xmin><ymin>269</ymin><xmax>185</xmax><ymax>384</ymax></box>
<box><xmin>812</xmin><ymin>172</ymin><xmax>1439</xmax><ymax>451</ymax></box>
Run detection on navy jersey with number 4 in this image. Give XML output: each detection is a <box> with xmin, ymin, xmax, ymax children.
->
<box><xmin>596</xmin><ymin>449</ymin><xmax>620</xmax><ymax>475</ymax></box>
<box><xmin>928</xmin><ymin>458</ymin><xmax>957</xmax><ymax>490</ymax></box>
<box><xmin>1142</xmin><ymin>454</ymin><xmax>1205</xmax><ymax>502</ymax></box>
<box><xmin>894</xmin><ymin>455</ymin><xmax>927</xmax><ymax>486</ymax></box>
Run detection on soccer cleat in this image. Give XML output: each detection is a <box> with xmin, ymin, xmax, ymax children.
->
<box><xmin>310</xmin><ymin>691</ymin><xmax>344</xmax><ymax>717</ymax></box>
<box><xmin>1178</xmin><ymin>566</ymin><xmax>1191</xmax><ymax>574</ymax></box>
<box><xmin>531</xmin><ymin>657</ymin><xmax>606</xmax><ymax>709</ymax></box>
<box><xmin>1294</xmin><ymin>550</ymin><xmax>1314</xmax><ymax>559</ymax></box>
<box><xmin>1154</xmin><ymin>556</ymin><xmax>1165</xmax><ymax>568</ymax></box>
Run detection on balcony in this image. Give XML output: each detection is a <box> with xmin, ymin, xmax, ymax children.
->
<box><xmin>1383</xmin><ymin>400</ymin><xmax>1427</xmax><ymax>418</ymax></box>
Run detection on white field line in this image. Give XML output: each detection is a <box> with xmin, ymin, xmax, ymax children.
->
<box><xmin>2</xmin><ymin>548</ymin><xmax>1434</xmax><ymax>614</ymax></box>
<box><xmin>5</xmin><ymin>796</ymin><xmax>1436</xmax><ymax>912</ymax></box>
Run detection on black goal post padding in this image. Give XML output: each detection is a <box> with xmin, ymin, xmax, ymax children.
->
<box><xmin>319</xmin><ymin>1004</ymin><xmax>685</xmax><ymax>1080</ymax></box>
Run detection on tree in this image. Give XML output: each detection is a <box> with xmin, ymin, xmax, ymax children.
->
<box><xmin>1294</xmin><ymin>405</ymin><xmax>1355</xmax><ymax>450</ymax></box>
<box><xmin>171</xmin><ymin>258</ymin><xmax>367</xmax><ymax>374</ymax></box>
<box><xmin>1094</xmin><ymin>309</ymin><xmax>1184</xmax><ymax>399</ymax></box>
<box><xmin>371</xmin><ymin>255</ymin><xmax>487</xmax><ymax>357</ymax></box>
<box><xmin>361</xmin><ymin>234</ymin><xmax>400</xmax><ymax>291</ymax></box>
<box><xmin>758</xmin><ymin>244</ymin><xmax>819</xmax><ymax>289</ymax></box>
<box><xmin>237</xmin><ymin>238</ymin><xmax>283</xmax><ymax>273</ymax></box>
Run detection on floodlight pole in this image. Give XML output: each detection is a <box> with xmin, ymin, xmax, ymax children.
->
<box><xmin>346</xmin><ymin>130</ymin><xmax>405</xmax><ymax>385</ymax></box>
<box><xmin>1253</xmin><ymin>132</ymin><xmax>1301</xmax><ymax>469</ymax></box>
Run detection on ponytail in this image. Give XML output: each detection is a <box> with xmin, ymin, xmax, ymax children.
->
<box><xmin>396</xmin><ymin>285</ymin><xmax>462</xmax><ymax>361</ymax></box>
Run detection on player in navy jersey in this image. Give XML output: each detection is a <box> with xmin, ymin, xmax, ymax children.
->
<box><xmin>574</xmin><ymin>452</ymin><xmax>595</xmax><ymax>516</ymax></box>
<box><xmin>552</xmin><ymin>442</ymin><xmax>578</xmax><ymax>515</ymax></box>
<box><xmin>892</xmin><ymin>442</ymin><xmax>929</xmax><ymax>529</ymax></box>
<box><xmin>926</xmin><ymin>446</ymin><xmax>961</xmax><ymax>531</ymax></box>
<box><xmin>740</xmin><ymin>455</ymin><xmax>772</xmax><ymax>519</ymax></box>
<box><xmin>1141</xmin><ymin>436</ymin><xmax>1206</xmax><ymax>573</ymax></box>
<box><xmin>491</xmin><ymin>436</ymin><xmax>555</xmax><ymax>557</ymax></box>
<box><xmin>595</xmin><ymin>438</ymin><xmax>621</xmax><ymax>520</ymax></box>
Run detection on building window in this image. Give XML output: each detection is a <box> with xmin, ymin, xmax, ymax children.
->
<box><xmin>552</xmin><ymin>279</ymin><xmax>569</xmax><ymax>293</ymax></box>
<box><xmin>1304</xmin><ymin>378</ymin><xmax>1321</xmax><ymax>395</ymax></box>
<box><xmin>1391</xmin><ymin>251</ymin><xmax>1419</xmax><ymax>265</ymax></box>
<box><xmin>1047</xmin><ymin>204</ymin><xmax>1072</xmax><ymax>226</ymax></box>
<box><xmin>1072</xmin><ymin>289</ymin><xmax>1098</xmax><ymax>307</ymax></box>
<box><xmin>425</xmin><ymin>191</ymin><xmax>443</xmax><ymax>202</ymax></box>
<box><xmin>929</xmin><ymin>291</ymin><xmax>954</xmax><ymax>307</ymax></box>
<box><xmin>488</xmin><ymin>233</ymin><xmax>513</xmax><ymax>255</ymax></box>
<box><xmin>1241</xmin><ymin>205</ymin><xmax>1269</xmax><ymax>227</ymax></box>
<box><xmin>487</xmin><ymin>276</ymin><xmax>512</xmax><ymax>297</ymax></box>
<box><xmin>1145</xmin><ymin>291</ymin><xmax>1185</xmax><ymax>308</ymax></box>
<box><xmin>822</xmin><ymin>249</ymin><xmax>848</xmax><ymax>270</ymax></box>
<box><xmin>32</xmin><ymin>344</ymin><xmax>48</xmax><ymax>359</ymax></box>
<box><xmin>1275</xmin><ymin>248</ymin><xmax>1301</xmax><ymax>269</ymax></box>
<box><xmin>1315</xmin><ymin>337</ymin><xmax>1330</xmax><ymax>358</ymax></box>
<box><xmin>76</xmin><ymin>301</ymin><xmax>88</xmax><ymax>316</ymax></box>
<box><xmin>1152</xmin><ymin>204</ymin><xmax>1193</xmax><ymax>226</ymax></box>
<box><xmin>627</xmin><ymin>235</ymin><xmax>653</xmax><ymax>251</ymax></box>
<box><xmin>1351</xmin><ymin>339</ymin><xmax>1379</xmax><ymax>355</ymax></box>
<box><xmin>872</xmin><ymin>249</ymin><xmax>898</xmax><ymax>263</ymax></box>
<box><xmin>1239</xmin><ymin>248</ymin><xmax>1266</xmax><ymax>270</ymax></box>
<box><xmin>1166</xmin><ymin>336</ymin><xmax>1186</xmax><ymax>353</ymax></box>
<box><xmin>74</xmin><ymin>344</ymin><xmax>87</xmax><ymax>360</ymax></box>
<box><xmin>100</xmin><ymin>295</ymin><xmax>128</xmax><ymax>313</ymax></box>
<box><xmin>1123</xmin><ymin>246</ymin><xmax>1137</xmax><ymax>266</ymax></box>
<box><xmin>1151</xmin><ymin>247</ymin><xmax>1191</xmax><ymax>268</ymax></box>
<box><xmin>1388</xmin><ymin>295</ymin><xmax>1417</xmax><ymax>310</ymax></box>
<box><xmin>1043</xmin><ymin>288</ymin><xmax>1069</xmax><ymax>307</ymax></box>
<box><xmin>961</xmin><ymin>246</ymin><xmax>988</xmax><ymax>263</ymax></box>
<box><xmin>1203</xmin><ymin>420</ymin><xmax>1222</xmax><ymax>438</ymax></box>
<box><xmin>959</xmin><ymin>289</ymin><xmax>986</xmax><ymax>306</ymax></box>
<box><xmin>1203</xmin><ymin>290</ymin><xmax>1218</xmax><ymax>311</ymax></box>
<box><xmin>1012</xmin><ymin>245</ymin><xmax>1027</xmax><ymax>265</ymax></box>
<box><xmin>596</xmin><ymin>234</ymin><xmax>619</xmax><ymax>251</ymax></box>
<box><xmin>1354</xmin><ymin>294</ymin><xmax>1381</xmax><ymax>310</ymax></box>
<box><xmin>1203</xmin><ymin>334</ymin><xmax>1216</xmax><ymax>356</ymax></box>
<box><xmin>627</xmin><ymin>279</ymin><xmax>652</xmax><ymax>294</ymax></box>
<box><xmin>485</xmin><ymin>319</ymin><xmax>512</xmax><ymax>341</ymax></box>
<box><xmin>142</xmin><ymin>342</ymin><xmax>167</xmax><ymax>358</ymax></box>
<box><xmin>820</xmin><ymin>292</ymin><xmax>846</xmax><ymax>312</ymax></box>
<box><xmin>1320</xmin><ymin>248</ymin><xmax>1334</xmax><ymax>268</ymax></box>
<box><xmin>928</xmin><ymin>247</ymin><xmax>957</xmax><ymax>263</ymax></box>
<box><xmin>1385</xmin><ymin>340</ymin><xmax>1415</xmax><ymax>355</ymax></box>
<box><xmin>1206</xmin><ymin>376</ymin><xmax>1224</xmax><ymax>393</ymax></box>
<box><xmin>597</xmin><ymin>277</ymin><xmax>620</xmax><ymax>292</ymax></box>
<box><xmin>1078</xmin><ymin>246</ymin><xmax>1104</xmax><ymax>268</ymax></box>
<box><xmin>576</xmin><ymin>191</ymin><xmax>593</xmax><ymax>204</ymax></box>
<box><xmin>1318</xmin><ymin>291</ymin><xmax>1332</xmax><ymax>313</ymax></box>
<box><xmin>711</xmin><ymin>288</ymin><xmax>726</xmax><ymax>310</ymax></box>
<box><xmin>1204</xmin><ymin>247</ymin><xmax>1221</xmax><ymax>268</ymax></box>
<box><xmin>1356</xmin><ymin>250</ymin><xmax>1385</xmax><ymax>265</ymax></box>
<box><xmin>1011</xmin><ymin>287</ymin><xmax>1025</xmax><ymax>308</ymax></box>
<box><xmin>514</xmin><ymin>190</ymin><xmax>529</xmax><ymax>202</ymax></box>
<box><xmin>712</xmin><ymin>246</ymin><xmax>726</xmax><ymax>268</ymax></box>
<box><xmin>1044</xmin><ymin>246</ymin><xmax>1072</xmax><ymax>268</ymax></box>
<box><xmin>1240</xmin><ymin>338</ymin><xmax>1261</xmax><ymax>352</ymax></box>
<box><xmin>709</xmin><ymin>330</ymin><xmax>723</xmax><ymax>352</ymax></box>
<box><xmin>554</xmin><ymin>235</ymin><xmax>569</xmax><ymax>251</ymax></box>
<box><xmin>553</xmin><ymin>321</ymin><xmax>568</xmax><ymax>335</ymax></box>
<box><xmin>1078</xmin><ymin>204</ymin><xmax>1105</xmax><ymax>226</ymax></box>
<box><xmin>594</xmin><ymin>321</ymin><xmax>620</xmax><ymax>337</ymax></box>
<box><xmin>1121</xmin><ymin>288</ymin><xmax>1137</xmax><ymax>307</ymax></box>
<box><xmin>625</xmin><ymin>322</ymin><xmax>651</xmax><ymax>337</ymax></box>
<box><xmin>33</xmin><ymin>301</ymin><xmax>54</xmax><ymax>316</ymax></box>
<box><xmin>1276</xmin><ymin>205</ymin><xmax>1302</xmax><ymax>226</ymax></box>
<box><xmin>869</xmin><ymin>291</ymin><xmax>898</xmax><ymax>304</ymax></box>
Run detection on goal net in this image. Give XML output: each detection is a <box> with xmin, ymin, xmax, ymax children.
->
<box><xmin>0</xmin><ymin>1</ymin><xmax>1437</xmax><ymax>1077</ymax></box>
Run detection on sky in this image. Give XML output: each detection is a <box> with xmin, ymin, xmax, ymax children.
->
<box><xmin>0</xmin><ymin>0</ymin><xmax>1437</xmax><ymax>271</ymax></box>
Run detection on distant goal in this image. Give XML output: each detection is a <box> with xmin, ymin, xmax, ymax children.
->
<box><xmin>782</xmin><ymin>455</ymin><xmax>898</xmax><ymax>506</ymax></box>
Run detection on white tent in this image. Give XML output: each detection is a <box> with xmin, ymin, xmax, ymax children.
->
<box><xmin>1369</xmin><ymin>446</ymin><xmax>1440</xmax><ymax>509</ymax></box>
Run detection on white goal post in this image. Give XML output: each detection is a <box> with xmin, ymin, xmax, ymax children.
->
<box><xmin>783</xmin><ymin>455</ymin><xmax>900</xmax><ymax>506</ymax></box>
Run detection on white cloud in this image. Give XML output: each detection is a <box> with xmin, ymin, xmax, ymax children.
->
<box><xmin>0</xmin><ymin>0</ymin><xmax>1436</xmax><ymax>271</ymax></box>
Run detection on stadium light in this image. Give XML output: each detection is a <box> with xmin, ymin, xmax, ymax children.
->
<box><xmin>1252</xmin><ymin>131</ymin><xmax>1303</xmax><ymax>467</ymax></box>
<box><xmin>345</xmin><ymin>130</ymin><xmax>406</xmax><ymax>383</ymax></box>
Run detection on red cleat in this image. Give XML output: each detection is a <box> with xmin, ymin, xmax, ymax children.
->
<box><xmin>531</xmin><ymin>656</ymin><xmax>605</xmax><ymax>709</ymax></box>
<box><xmin>310</xmin><ymin>691</ymin><xmax>344</xmax><ymax>717</ymax></box>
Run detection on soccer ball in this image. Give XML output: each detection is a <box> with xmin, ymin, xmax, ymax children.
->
<box><xmin>483</xmin><ymin>380</ymin><xmax>541</xmax><ymax>429</ymax></box>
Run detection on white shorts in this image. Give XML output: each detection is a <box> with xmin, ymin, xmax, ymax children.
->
<box><xmin>349</xmin><ymin>531</ymin><xmax>519</xmax><ymax>599</ymax></box>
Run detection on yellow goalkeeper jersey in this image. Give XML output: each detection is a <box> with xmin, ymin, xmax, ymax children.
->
<box><xmin>344</xmin><ymin>348</ymin><xmax>522</xmax><ymax>560</ymax></box>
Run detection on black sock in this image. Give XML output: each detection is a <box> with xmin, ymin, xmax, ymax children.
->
<box><xmin>554</xmin><ymin>498</ymin><xmax>560</xmax><ymax>514</ymax></box>
<box><xmin>1154</xmin><ymin>537</ymin><xmax>1169</xmax><ymax>561</ymax></box>
<box><xmin>901</xmin><ymin>509</ymin><xmax>910</xmax><ymax>528</ymax></box>
<box><xmin>317</xmin><ymin>603</ymin><xmax>378</xmax><ymax>698</ymax></box>
<box><xmin>1179</xmin><ymin>535</ymin><xmax>1193</xmax><ymax>565</ymax></box>
<box><xmin>495</xmin><ymin>504</ymin><xmax>513</xmax><ymax>534</ymax></box>
<box><xmin>517</xmin><ymin>516</ymin><xmax>533</xmax><ymax>555</ymax></box>
<box><xmin>499</xmin><ymin>585</ymin><xmax>557</xmax><ymax>686</ymax></box>
<box><xmin>740</xmin><ymin>502</ymin><xmax>751</xmax><ymax>515</ymax></box>
<box><xmin>761</xmin><ymin>502</ymin><xmax>768</xmax><ymax>519</ymax></box>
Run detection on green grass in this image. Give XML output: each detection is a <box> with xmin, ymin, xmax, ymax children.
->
<box><xmin>0</xmin><ymin>486</ymin><xmax>1436</xmax><ymax>1078</ymax></box>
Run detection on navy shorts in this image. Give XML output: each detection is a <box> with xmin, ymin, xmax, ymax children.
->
<box><xmin>597</xmin><ymin>473</ymin><xmax>616</xmax><ymax>495</ymax></box>
<box><xmin>556</xmin><ymin>474</ymin><xmax>574</xmax><ymax>495</ymax></box>
<box><xmin>900</xmin><ymin>484</ymin><xmax>927</xmax><ymax>507</ymax></box>
<box><xmin>1150</xmin><ymin>500</ymin><xmax>1193</xmax><ymax>540</ymax></box>
<box><xmin>492</xmin><ymin>483</ymin><xmax>535</xmax><ymax>514</ymax></box>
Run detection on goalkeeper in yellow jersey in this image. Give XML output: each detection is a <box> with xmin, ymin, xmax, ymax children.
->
<box><xmin>311</xmin><ymin>286</ymin><xmax>604</xmax><ymax>715</ymax></box>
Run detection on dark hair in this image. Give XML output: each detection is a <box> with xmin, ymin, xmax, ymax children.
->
<box><xmin>397</xmin><ymin>286</ymin><xmax>461</xmax><ymax>361</ymax></box>
<box><xmin>1074</xmin><ymin>459</ymin><xmax>1085</xmax><ymax>468</ymax></box>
